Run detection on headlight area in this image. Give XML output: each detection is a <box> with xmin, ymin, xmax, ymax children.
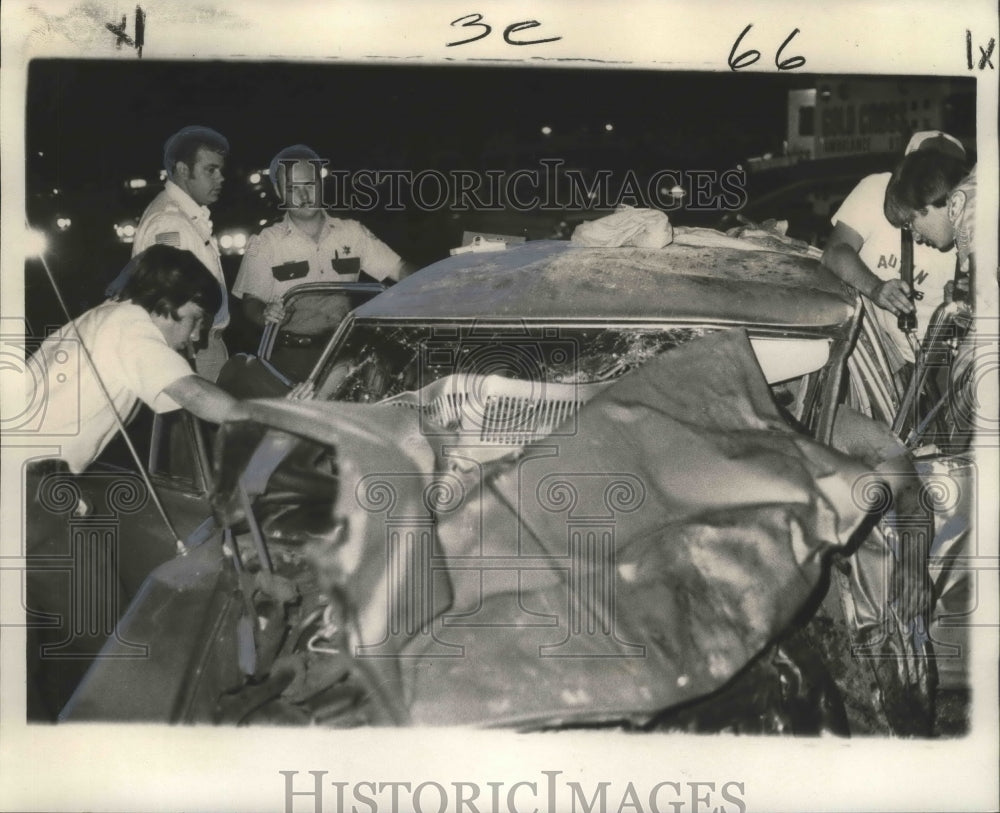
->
<box><xmin>114</xmin><ymin>220</ymin><xmax>137</xmax><ymax>243</ymax></box>
<box><xmin>218</xmin><ymin>229</ymin><xmax>249</xmax><ymax>255</ymax></box>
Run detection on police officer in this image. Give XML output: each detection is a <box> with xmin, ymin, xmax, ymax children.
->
<box><xmin>232</xmin><ymin>144</ymin><xmax>413</xmax><ymax>333</ymax></box>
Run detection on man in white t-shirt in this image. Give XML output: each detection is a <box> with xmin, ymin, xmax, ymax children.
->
<box><xmin>30</xmin><ymin>245</ymin><xmax>246</xmax><ymax>473</ymax></box>
<box><xmin>822</xmin><ymin>131</ymin><xmax>968</xmax><ymax>368</ymax></box>
<box><xmin>233</xmin><ymin>144</ymin><xmax>414</xmax><ymax>335</ymax></box>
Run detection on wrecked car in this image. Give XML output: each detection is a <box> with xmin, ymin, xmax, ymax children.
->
<box><xmin>44</xmin><ymin>230</ymin><xmax>976</xmax><ymax>732</ymax></box>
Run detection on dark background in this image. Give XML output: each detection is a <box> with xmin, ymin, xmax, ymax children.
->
<box><xmin>23</xmin><ymin>60</ymin><xmax>975</xmax><ymax>342</ymax></box>
<box><xmin>26</xmin><ymin>60</ymin><xmax>801</xmax><ymax>187</ymax></box>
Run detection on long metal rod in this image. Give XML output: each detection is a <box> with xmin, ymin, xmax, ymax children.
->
<box><xmin>890</xmin><ymin>332</ymin><xmax>925</xmax><ymax>438</ymax></box>
<box><xmin>35</xmin><ymin>247</ymin><xmax>188</xmax><ymax>554</ymax></box>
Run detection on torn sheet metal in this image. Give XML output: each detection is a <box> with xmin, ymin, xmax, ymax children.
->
<box><xmin>68</xmin><ymin>329</ymin><xmax>877</xmax><ymax>728</ymax></box>
<box><xmin>409</xmin><ymin>328</ymin><xmax>873</xmax><ymax>725</ymax></box>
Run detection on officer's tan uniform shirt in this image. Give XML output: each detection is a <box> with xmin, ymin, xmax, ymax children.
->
<box><xmin>232</xmin><ymin>213</ymin><xmax>403</xmax><ymax>304</ymax></box>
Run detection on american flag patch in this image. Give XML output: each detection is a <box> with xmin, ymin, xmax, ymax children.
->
<box><xmin>155</xmin><ymin>231</ymin><xmax>180</xmax><ymax>246</ymax></box>
<box><xmin>246</xmin><ymin>236</ymin><xmax>259</xmax><ymax>257</ymax></box>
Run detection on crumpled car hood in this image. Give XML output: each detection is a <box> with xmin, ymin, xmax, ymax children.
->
<box><xmin>213</xmin><ymin>328</ymin><xmax>874</xmax><ymax>727</ymax></box>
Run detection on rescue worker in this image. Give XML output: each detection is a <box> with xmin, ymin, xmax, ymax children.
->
<box><xmin>232</xmin><ymin>144</ymin><xmax>414</xmax><ymax>333</ymax></box>
<box><xmin>25</xmin><ymin>245</ymin><xmax>313</xmax><ymax>721</ymax></box>
<box><xmin>29</xmin><ymin>245</ymin><xmax>247</xmax><ymax>475</ymax></box>
<box><xmin>821</xmin><ymin>131</ymin><xmax>967</xmax><ymax>371</ymax></box>
<box><xmin>123</xmin><ymin>125</ymin><xmax>232</xmax><ymax>380</ymax></box>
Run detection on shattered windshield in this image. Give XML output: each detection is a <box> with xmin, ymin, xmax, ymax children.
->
<box><xmin>316</xmin><ymin>322</ymin><xmax>825</xmax><ymax>426</ymax></box>
<box><xmin>317</xmin><ymin>323</ymin><xmax>714</xmax><ymax>400</ymax></box>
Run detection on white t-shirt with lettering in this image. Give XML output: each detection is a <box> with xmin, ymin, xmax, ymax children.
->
<box><xmin>831</xmin><ymin>172</ymin><xmax>957</xmax><ymax>362</ymax></box>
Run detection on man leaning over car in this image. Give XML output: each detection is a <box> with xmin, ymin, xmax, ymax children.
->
<box><xmin>821</xmin><ymin>131</ymin><xmax>967</xmax><ymax>372</ymax></box>
<box><xmin>27</xmin><ymin>245</ymin><xmax>311</xmax><ymax>479</ymax></box>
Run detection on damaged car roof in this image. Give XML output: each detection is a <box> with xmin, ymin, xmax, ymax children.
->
<box><xmin>356</xmin><ymin>232</ymin><xmax>857</xmax><ymax>329</ymax></box>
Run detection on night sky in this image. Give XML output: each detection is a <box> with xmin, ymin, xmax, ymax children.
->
<box><xmin>28</xmin><ymin>59</ymin><xmax>923</xmax><ymax>333</ymax></box>
<box><xmin>26</xmin><ymin>59</ymin><xmax>807</xmax><ymax>191</ymax></box>
<box><xmin>23</xmin><ymin>58</ymin><xmax>816</xmax><ymax>329</ymax></box>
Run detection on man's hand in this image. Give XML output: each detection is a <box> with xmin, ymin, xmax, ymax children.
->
<box><xmin>242</xmin><ymin>295</ymin><xmax>287</xmax><ymax>328</ymax></box>
<box><xmin>823</xmin><ymin>223</ymin><xmax>915</xmax><ymax>317</ymax></box>
<box><xmin>871</xmin><ymin>278</ymin><xmax>915</xmax><ymax>316</ymax></box>
<box><xmin>263</xmin><ymin>298</ymin><xmax>287</xmax><ymax>325</ymax></box>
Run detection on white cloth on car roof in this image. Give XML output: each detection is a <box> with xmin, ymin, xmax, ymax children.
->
<box><xmin>571</xmin><ymin>207</ymin><xmax>673</xmax><ymax>249</ymax></box>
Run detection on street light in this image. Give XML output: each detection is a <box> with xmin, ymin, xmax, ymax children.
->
<box><xmin>25</xmin><ymin>228</ymin><xmax>49</xmax><ymax>258</ymax></box>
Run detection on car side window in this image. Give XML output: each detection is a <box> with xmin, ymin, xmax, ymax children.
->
<box><xmin>770</xmin><ymin>371</ymin><xmax>821</xmax><ymax>429</ymax></box>
<box><xmin>90</xmin><ymin>403</ymin><xmax>154</xmax><ymax>472</ymax></box>
<box><xmin>148</xmin><ymin>409</ymin><xmax>210</xmax><ymax>493</ymax></box>
<box><xmin>86</xmin><ymin>405</ymin><xmax>207</xmax><ymax>493</ymax></box>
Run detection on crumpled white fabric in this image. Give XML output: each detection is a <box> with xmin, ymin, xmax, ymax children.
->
<box><xmin>571</xmin><ymin>207</ymin><xmax>673</xmax><ymax>248</ymax></box>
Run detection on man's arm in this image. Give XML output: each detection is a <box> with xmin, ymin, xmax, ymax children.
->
<box><xmin>354</xmin><ymin>222</ymin><xmax>413</xmax><ymax>283</ymax></box>
<box><xmin>162</xmin><ymin>374</ymin><xmax>315</xmax><ymax>423</ymax></box>
<box><xmin>162</xmin><ymin>375</ymin><xmax>249</xmax><ymax>424</ymax></box>
<box><xmin>822</xmin><ymin>222</ymin><xmax>914</xmax><ymax>315</ymax></box>
<box><xmin>233</xmin><ymin>233</ymin><xmax>283</xmax><ymax>328</ymax></box>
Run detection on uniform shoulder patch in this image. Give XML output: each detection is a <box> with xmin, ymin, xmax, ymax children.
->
<box><xmin>154</xmin><ymin>231</ymin><xmax>181</xmax><ymax>247</ymax></box>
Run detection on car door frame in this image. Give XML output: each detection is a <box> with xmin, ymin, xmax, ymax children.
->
<box><xmin>257</xmin><ymin>281</ymin><xmax>386</xmax><ymax>363</ymax></box>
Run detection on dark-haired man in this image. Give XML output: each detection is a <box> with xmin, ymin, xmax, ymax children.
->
<box><xmin>821</xmin><ymin>131</ymin><xmax>967</xmax><ymax>368</ymax></box>
<box><xmin>29</xmin><ymin>245</ymin><xmax>248</xmax><ymax>473</ymax></box>
<box><xmin>884</xmin><ymin>150</ymin><xmax>973</xmax><ymax>254</ymax></box>
<box><xmin>129</xmin><ymin>125</ymin><xmax>232</xmax><ymax>380</ymax></box>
